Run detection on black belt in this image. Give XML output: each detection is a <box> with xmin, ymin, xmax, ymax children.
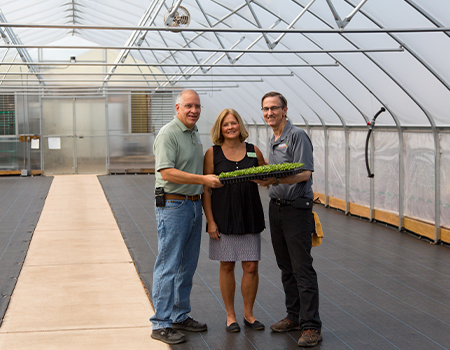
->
<box><xmin>271</xmin><ymin>198</ymin><xmax>296</xmax><ymax>206</ymax></box>
<box><xmin>271</xmin><ymin>197</ymin><xmax>314</xmax><ymax>209</ymax></box>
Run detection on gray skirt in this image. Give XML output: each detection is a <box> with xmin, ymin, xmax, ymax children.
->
<box><xmin>209</xmin><ymin>233</ymin><xmax>261</xmax><ymax>262</ymax></box>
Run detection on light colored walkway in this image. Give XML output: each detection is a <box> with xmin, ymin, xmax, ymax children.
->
<box><xmin>0</xmin><ymin>175</ymin><xmax>167</xmax><ymax>350</ymax></box>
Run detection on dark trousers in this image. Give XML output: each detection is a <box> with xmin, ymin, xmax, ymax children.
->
<box><xmin>269</xmin><ymin>201</ymin><xmax>322</xmax><ymax>330</ymax></box>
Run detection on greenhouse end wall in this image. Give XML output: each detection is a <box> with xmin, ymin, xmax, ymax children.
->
<box><xmin>0</xmin><ymin>93</ymin><xmax>166</xmax><ymax>175</ymax></box>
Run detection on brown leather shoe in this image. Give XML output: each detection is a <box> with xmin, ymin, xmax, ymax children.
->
<box><xmin>270</xmin><ymin>317</ymin><xmax>300</xmax><ymax>332</ymax></box>
<box><xmin>297</xmin><ymin>329</ymin><xmax>323</xmax><ymax>347</ymax></box>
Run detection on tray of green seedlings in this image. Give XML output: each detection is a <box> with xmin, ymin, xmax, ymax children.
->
<box><xmin>218</xmin><ymin>162</ymin><xmax>304</xmax><ymax>184</ymax></box>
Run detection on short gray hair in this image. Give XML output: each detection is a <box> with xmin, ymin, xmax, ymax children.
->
<box><xmin>176</xmin><ymin>89</ymin><xmax>199</xmax><ymax>105</ymax></box>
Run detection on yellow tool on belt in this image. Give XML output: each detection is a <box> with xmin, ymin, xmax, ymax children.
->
<box><xmin>312</xmin><ymin>211</ymin><xmax>323</xmax><ymax>247</ymax></box>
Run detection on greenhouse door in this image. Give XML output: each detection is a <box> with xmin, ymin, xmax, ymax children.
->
<box><xmin>42</xmin><ymin>98</ymin><xmax>107</xmax><ymax>175</ymax></box>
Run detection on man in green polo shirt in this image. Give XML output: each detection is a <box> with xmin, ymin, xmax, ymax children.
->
<box><xmin>150</xmin><ymin>89</ymin><xmax>222</xmax><ymax>345</ymax></box>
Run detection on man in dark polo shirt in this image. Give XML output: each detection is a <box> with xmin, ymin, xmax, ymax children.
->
<box><xmin>255</xmin><ymin>91</ymin><xmax>322</xmax><ymax>347</ymax></box>
<box><xmin>151</xmin><ymin>89</ymin><xmax>222</xmax><ymax>345</ymax></box>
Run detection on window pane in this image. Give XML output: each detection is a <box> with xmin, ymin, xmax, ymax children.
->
<box><xmin>131</xmin><ymin>93</ymin><xmax>150</xmax><ymax>133</ymax></box>
<box><xmin>0</xmin><ymin>95</ymin><xmax>15</xmax><ymax>135</ymax></box>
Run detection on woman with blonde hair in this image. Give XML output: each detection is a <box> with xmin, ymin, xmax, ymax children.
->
<box><xmin>203</xmin><ymin>108</ymin><xmax>266</xmax><ymax>332</ymax></box>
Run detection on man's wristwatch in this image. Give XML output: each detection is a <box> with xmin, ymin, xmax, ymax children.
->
<box><xmin>273</xmin><ymin>178</ymin><xmax>279</xmax><ymax>186</ymax></box>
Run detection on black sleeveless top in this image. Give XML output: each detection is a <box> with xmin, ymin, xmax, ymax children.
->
<box><xmin>210</xmin><ymin>143</ymin><xmax>265</xmax><ymax>235</ymax></box>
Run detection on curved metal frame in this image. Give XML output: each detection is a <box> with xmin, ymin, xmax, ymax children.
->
<box><xmin>0</xmin><ymin>1</ymin><xmax>446</xmax><ymax>242</ymax></box>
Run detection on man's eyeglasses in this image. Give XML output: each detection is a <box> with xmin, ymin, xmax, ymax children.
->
<box><xmin>182</xmin><ymin>104</ymin><xmax>202</xmax><ymax>110</ymax></box>
<box><xmin>261</xmin><ymin>106</ymin><xmax>283</xmax><ymax>112</ymax></box>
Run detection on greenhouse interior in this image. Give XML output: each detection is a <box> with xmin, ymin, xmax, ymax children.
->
<box><xmin>1</xmin><ymin>0</ymin><xmax>448</xmax><ymax>243</ymax></box>
<box><xmin>0</xmin><ymin>1</ymin><xmax>449</xmax><ymax>348</ymax></box>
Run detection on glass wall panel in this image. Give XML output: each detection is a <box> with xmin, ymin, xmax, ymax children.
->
<box><xmin>2</xmin><ymin>95</ymin><xmax>42</xmax><ymax>172</ymax></box>
<box><xmin>16</xmin><ymin>95</ymin><xmax>25</xmax><ymax>134</ymax></box>
<box><xmin>242</xmin><ymin>124</ymin><xmax>271</xmax><ymax>159</ymax></box>
<box><xmin>75</xmin><ymin>98</ymin><xmax>107</xmax><ymax>136</ymax></box>
<box><xmin>199</xmin><ymin>132</ymin><xmax>211</xmax><ymax>153</ymax></box>
<box><xmin>74</xmin><ymin>98</ymin><xmax>107</xmax><ymax>174</ymax></box>
<box><xmin>247</xmin><ymin>125</ymin><xmax>258</xmax><ymax>147</ymax></box>
<box><xmin>108</xmin><ymin>94</ymin><xmax>129</xmax><ymax>134</ymax></box>
<box><xmin>18</xmin><ymin>95</ymin><xmax>40</xmax><ymax>134</ymax></box>
<box><xmin>43</xmin><ymin>136</ymin><xmax>74</xmax><ymax>174</ymax></box>
<box><xmin>0</xmin><ymin>95</ymin><xmax>16</xmax><ymax>136</ymax></box>
<box><xmin>404</xmin><ymin>132</ymin><xmax>435</xmax><ymax>223</ymax></box>
<box><xmin>13</xmin><ymin>95</ymin><xmax>42</xmax><ymax>171</ymax></box>
<box><xmin>311</xmin><ymin>128</ymin><xmax>325</xmax><ymax>195</ymax></box>
<box><xmin>0</xmin><ymin>139</ymin><xmax>19</xmax><ymax>170</ymax></box>
<box><xmin>257</xmin><ymin>125</ymin><xmax>269</xmax><ymax>158</ymax></box>
<box><xmin>374</xmin><ymin>131</ymin><xmax>400</xmax><ymax>213</ymax></box>
<box><xmin>107</xmin><ymin>94</ymin><xmax>155</xmax><ymax>173</ymax></box>
<box><xmin>108</xmin><ymin>134</ymin><xmax>154</xmax><ymax>173</ymax></box>
<box><xmin>27</xmin><ymin>96</ymin><xmax>41</xmax><ymax>170</ymax></box>
<box><xmin>76</xmin><ymin>136</ymin><xmax>107</xmax><ymax>174</ymax></box>
<box><xmin>42</xmin><ymin>98</ymin><xmax>74</xmax><ymax>174</ymax></box>
<box><xmin>327</xmin><ymin>130</ymin><xmax>346</xmax><ymax>200</ymax></box>
<box><xmin>42</xmin><ymin>99</ymin><xmax>73</xmax><ymax>136</ymax></box>
<box><xmin>440</xmin><ymin>133</ymin><xmax>450</xmax><ymax>228</ymax></box>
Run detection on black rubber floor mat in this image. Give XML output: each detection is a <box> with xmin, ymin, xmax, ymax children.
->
<box><xmin>0</xmin><ymin>176</ymin><xmax>53</xmax><ymax>326</ymax></box>
<box><xmin>99</xmin><ymin>174</ymin><xmax>450</xmax><ymax>350</ymax></box>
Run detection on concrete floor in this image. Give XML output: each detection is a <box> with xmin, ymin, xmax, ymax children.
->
<box><xmin>0</xmin><ymin>175</ymin><xmax>168</xmax><ymax>350</ymax></box>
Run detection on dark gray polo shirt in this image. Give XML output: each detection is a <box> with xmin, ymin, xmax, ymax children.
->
<box><xmin>153</xmin><ymin>116</ymin><xmax>204</xmax><ymax>196</ymax></box>
<box><xmin>268</xmin><ymin>120</ymin><xmax>314</xmax><ymax>200</ymax></box>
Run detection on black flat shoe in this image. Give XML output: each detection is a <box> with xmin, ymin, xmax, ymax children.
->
<box><xmin>226</xmin><ymin>322</ymin><xmax>241</xmax><ymax>333</ymax></box>
<box><xmin>244</xmin><ymin>318</ymin><xmax>265</xmax><ymax>330</ymax></box>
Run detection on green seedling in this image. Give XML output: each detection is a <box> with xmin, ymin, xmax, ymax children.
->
<box><xmin>218</xmin><ymin>162</ymin><xmax>304</xmax><ymax>179</ymax></box>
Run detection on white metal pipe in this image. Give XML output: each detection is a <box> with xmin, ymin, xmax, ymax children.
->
<box><xmin>0</xmin><ymin>72</ymin><xmax>294</xmax><ymax>77</ymax></box>
<box><xmin>271</xmin><ymin>0</ymin><xmax>316</xmax><ymax>48</ymax></box>
<box><xmin>0</xmin><ymin>44</ymin><xmax>404</xmax><ymax>53</ymax></box>
<box><xmin>0</xmin><ymin>78</ymin><xmax>263</xmax><ymax>83</ymax></box>
<box><xmin>0</xmin><ymin>23</ymin><xmax>448</xmax><ymax>33</ymax></box>
<box><xmin>0</xmin><ymin>62</ymin><xmax>338</xmax><ymax>67</ymax></box>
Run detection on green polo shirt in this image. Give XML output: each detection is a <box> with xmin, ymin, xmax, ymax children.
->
<box><xmin>153</xmin><ymin>116</ymin><xmax>204</xmax><ymax>195</ymax></box>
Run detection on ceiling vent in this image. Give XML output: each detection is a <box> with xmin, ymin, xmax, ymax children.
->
<box><xmin>164</xmin><ymin>6</ymin><xmax>190</xmax><ymax>29</ymax></box>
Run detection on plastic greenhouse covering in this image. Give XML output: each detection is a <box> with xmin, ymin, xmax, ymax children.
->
<box><xmin>0</xmin><ymin>0</ymin><xmax>448</xmax><ymax>243</ymax></box>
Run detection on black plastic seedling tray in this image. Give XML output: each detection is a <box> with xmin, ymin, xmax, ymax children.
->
<box><xmin>219</xmin><ymin>167</ymin><xmax>303</xmax><ymax>184</ymax></box>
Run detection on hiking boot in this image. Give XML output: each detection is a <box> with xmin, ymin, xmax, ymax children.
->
<box><xmin>172</xmin><ymin>317</ymin><xmax>207</xmax><ymax>332</ymax></box>
<box><xmin>270</xmin><ymin>317</ymin><xmax>300</xmax><ymax>332</ymax></box>
<box><xmin>297</xmin><ymin>329</ymin><xmax>323</xmax><ymax>347</ymax></box>
<box><xmin>151</xmin><ymin>328</ymin><xmax>186</xmax><ymax>344</ymax></box>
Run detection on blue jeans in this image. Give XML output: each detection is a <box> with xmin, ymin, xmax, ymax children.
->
<box><xmin>150</xmin><ymin>198</ymin><xmax>203</xmax><ymax>330</ymax></box>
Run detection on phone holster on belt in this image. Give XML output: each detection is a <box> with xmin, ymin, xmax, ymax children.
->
<box><xmin>155</xmin><ymin>187</ymin><xmax>165</xmax><ymax>207</ymax></box>
<box><xmin>293</xmin><ymin>197</ymin><xmax>313</xmax><ymax>209</ymax></box>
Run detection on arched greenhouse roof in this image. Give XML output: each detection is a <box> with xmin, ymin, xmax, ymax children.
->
<box><xmin>0</xmin><ymin>0</ymin><xmax>449</xmax><ymax>128</ymax></box>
